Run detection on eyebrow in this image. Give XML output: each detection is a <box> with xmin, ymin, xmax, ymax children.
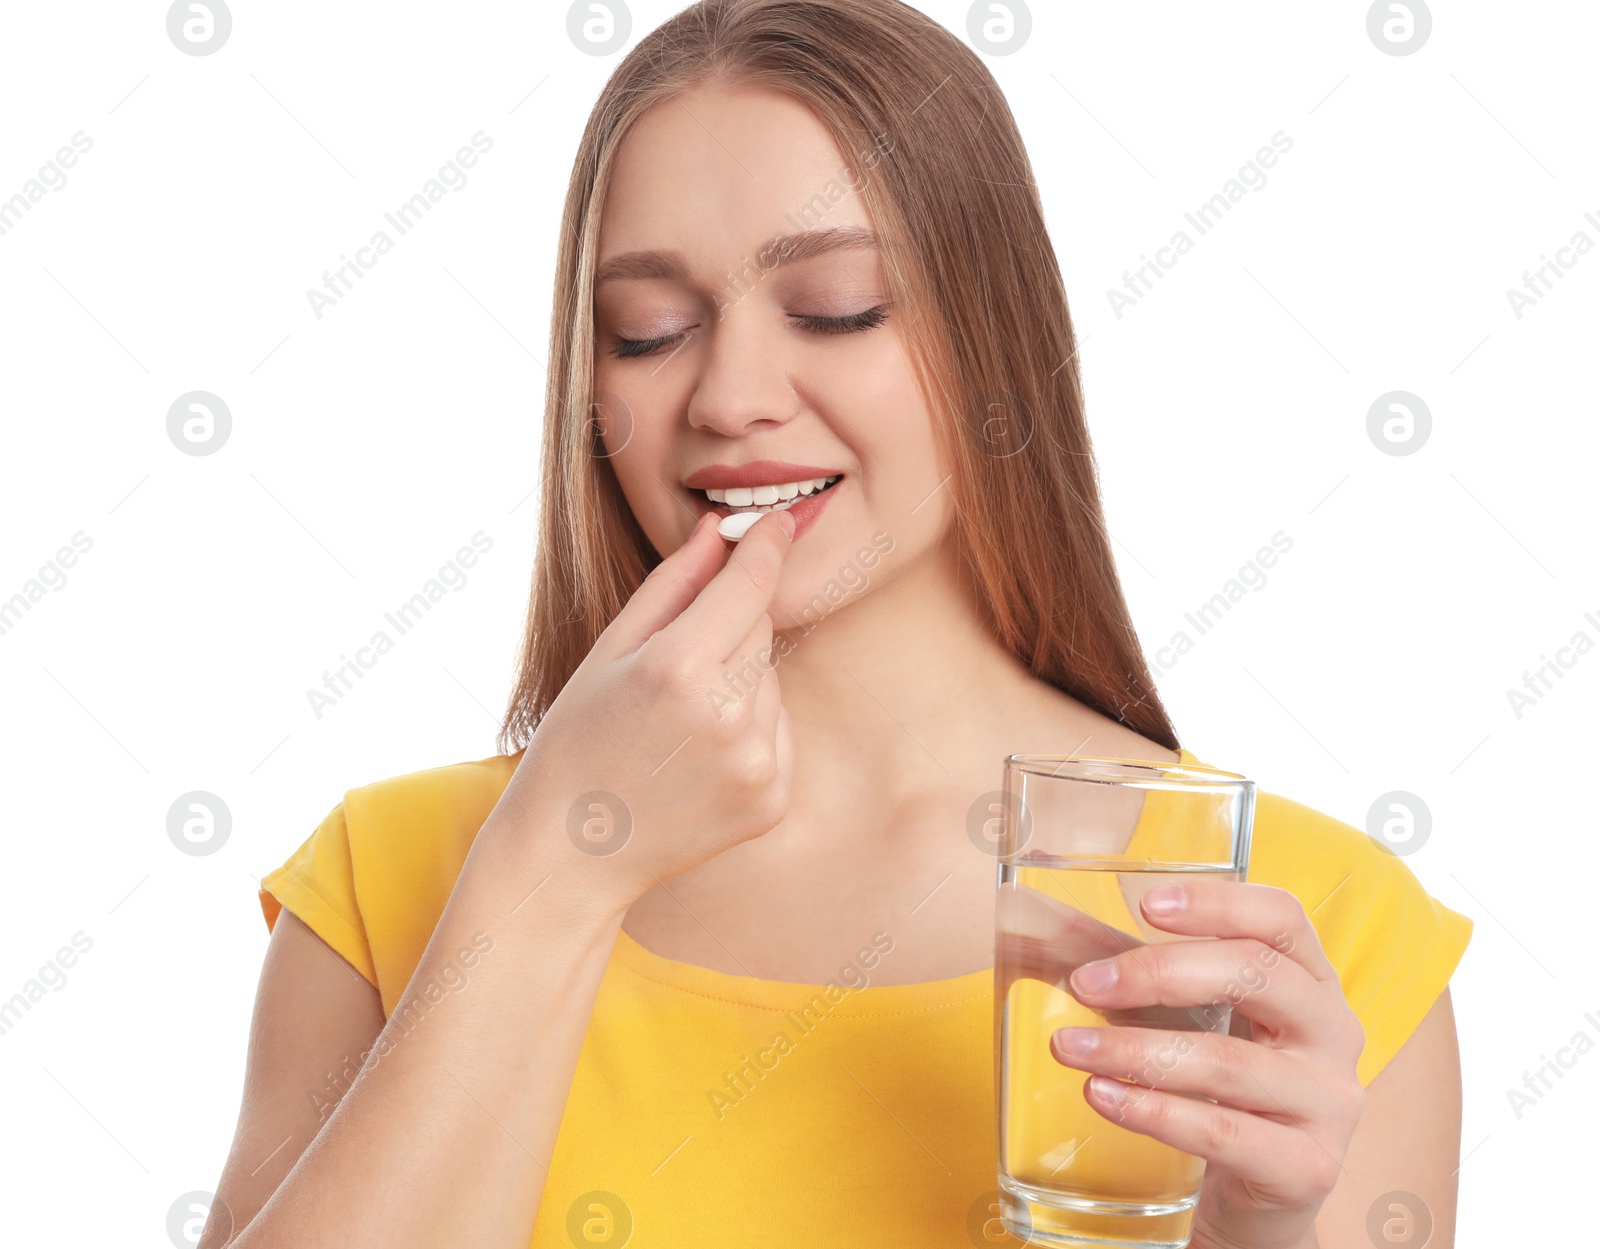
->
<box><xmin>595</xmin><ymin>224</ymin><xmax>879</xmax><ymax>285</ymax></box>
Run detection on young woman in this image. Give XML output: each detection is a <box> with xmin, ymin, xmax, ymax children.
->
<box><xmin>211</xmin><ymin>3</ymin><xmax>1471</xmax><ymax>1246</ymax></box>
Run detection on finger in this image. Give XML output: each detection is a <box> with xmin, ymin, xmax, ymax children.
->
<box><xmin>749</xmin><ymin>638</ymin><xmax>784</xmax><ymax>748</ymax></box>
<box><xmin>774</xmin><ymin>701</ymin><xmax>794</xmax><ymax>792</ymax></box>
<box><xmin>658</xmin><ymin>507</ymin><xmax>795</xmax><ymax>664</ymax></box>
<box><xmin>1049</xmin><ymin>1023</ymin><xmax>1314</xmax><ymax>1117</ymax></box>
<box><xmin>1130</xmin><ymin>879</ymin><xmax>1341</xmax><ymax>988</ymax></box>
<box><xmin>588</xmin><ymin>510</ymin><xmax>727</xmax><ymax>669</ymax></box>
<box><xmin>1066</xmin><ymin>936</ymin><xmax>1338</xmax><ymax>1045</ymax></box>
<box><xmin>745</xmin><ymin>682</ymin><xmax>794</xmax><ymax>829</ymax></box>
<box><xmin>711</xmin><ymin>610</ymin><xmax>776</xmax><ymax>726</ymax></box>
<box><xmin>1075</xmin><ymin>1074</ymin><xmax>1342</xmax><ymax>1203</ymax></box>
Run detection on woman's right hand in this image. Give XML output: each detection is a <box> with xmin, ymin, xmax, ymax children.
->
<box><xmin>490</xmin><ymin>507</ymin><xmax>798</xmax><ymax>910</ymax></box>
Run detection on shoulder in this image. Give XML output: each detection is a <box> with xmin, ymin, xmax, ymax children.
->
<box><xmin>1248</xmin><ymin>787</ymin><xmax>1387</xmax><ymax>904</ymax></box>
<box><xmin>341</xmin><ymin>750</ymin><xmax>521</xmax><ymax>839</ymax></box>
<box><xmin>298</xmin><ymin>750</ymin><xmax>522</xmax><ymax>1016</ymax></box>
<box><xmin>1245</xmin><ymin>785</ymin><xmax>1457</xmax><ymax>948</ymax></box>
<box><xmin>339</xmin><ymin>749</ymin><xmax>522</xmax><ymax>892</ymax></box>
<box><xmin>1179</xmin><ymin>745</ymin><xmax>1409</xmax><ymax>902</ymax></box>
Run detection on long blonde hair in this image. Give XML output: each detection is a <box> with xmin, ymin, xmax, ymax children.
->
<box><xmin>496</xmin><ymin>0</ymin><xmax>1178</xmax><ymax>754</ymax></box>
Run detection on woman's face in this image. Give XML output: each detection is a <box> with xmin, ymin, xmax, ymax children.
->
<box><xmin>592</xmin><ymin>79</ymin><xmax>950</xmax><ymax>627</ymax></box>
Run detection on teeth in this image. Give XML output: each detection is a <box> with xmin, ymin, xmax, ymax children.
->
<box><xmin>700</xmin><ymin>475</ymin><xmax>841</xmax><ymax>513</ymax></box>
<box><xmin>703</xmin><ymin>475</ymin><xmax>839</xmax><ymax>510</ymax></box>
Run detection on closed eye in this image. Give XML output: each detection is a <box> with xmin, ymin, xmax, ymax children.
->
<box><xmin>791</xmin><ymin>304</ymin><xmax>891</xmax><ymax>335</ymax></box>
<box><xmin>608</xmin><ymin>304</ymin><xmax>892</xmax><ymax>360</ymax></box>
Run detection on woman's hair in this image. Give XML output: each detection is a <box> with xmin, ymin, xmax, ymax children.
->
<box><xmin>496</xmin><ymin>0</ymin><xmax>1178</xmax><ymax>754</ymax></box>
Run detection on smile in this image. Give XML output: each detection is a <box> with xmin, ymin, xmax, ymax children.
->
<box><xmin>695</xmin><ymin>474</ymin><xmax>843</xmax><ymax>514</ymax></box>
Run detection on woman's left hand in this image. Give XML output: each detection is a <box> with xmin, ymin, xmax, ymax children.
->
<box><xmin>1049</xmin><ymin>880</ymin><xmax>1367</xmax><ymax>1249</ymax></box>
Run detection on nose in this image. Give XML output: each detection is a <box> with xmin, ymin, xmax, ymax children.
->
<box><xmin>684</xmin><ymin>306</ymin><xmax>802</xmax><ymax>438</ymax></box>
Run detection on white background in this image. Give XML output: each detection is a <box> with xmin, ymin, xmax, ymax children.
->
<box><xmin>0</xmin><ymin>1</ymin><xmax>1594</xmax><ymax>1244</ymax></box>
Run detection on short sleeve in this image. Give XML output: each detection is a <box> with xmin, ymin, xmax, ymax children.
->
<box><xmin>1251</xmin><ymin>792</ymin><xmax>1473</xmax><ymax>1087</ymax></box>
<box><xmin>258</xmin><ymin>801</ymin><xmax>380</xmax><ymax>989</ymax></box>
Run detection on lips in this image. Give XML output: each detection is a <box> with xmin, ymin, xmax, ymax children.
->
<box><xmin>702</xmin><ymin>473</ymin><xmax>838</xmax><ymax>509</ymax></box>
<box><xmin>688</xmin><ymin>473</ymin><xmax>843</xmax><ymax>543</ymax></box>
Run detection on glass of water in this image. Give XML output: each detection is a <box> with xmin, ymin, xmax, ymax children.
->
<box><xmin>993</xmin><ymin>755</ymin><xmax>1255</xmax><ymax>1248</ymax></box>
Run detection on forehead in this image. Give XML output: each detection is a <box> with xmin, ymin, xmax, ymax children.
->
<box><xmin>596</xmin><ymin>80</ymin><xmax>876</xmax><ymax>269</ymax></box>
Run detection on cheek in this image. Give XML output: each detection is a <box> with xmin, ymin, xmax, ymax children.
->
<box><xmin>812</xmin><ymin>342</ymin><xmax>927</xmax><ymax>450</ymax></box>
<box><xmin>594</xmin><ymin>381</ymin><xmax>688</xmax><ymax>494</ymax></box>
<box><xmin>862</xmin><ymin>390</ymin><xmax>945</xmax><ymax>507</ymax></box>
<box><xmin>590</xmin><ymin>376</ymin><xmax>644</xmax><ymax>461</ymax></box>
<box><xmin>600</xmin><ymin>429</ymin><xmax>665</xmax><ymax>510</ymax></box>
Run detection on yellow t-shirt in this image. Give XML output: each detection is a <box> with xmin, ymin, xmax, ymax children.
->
<box><xmin>257</xmin><ymin>746</ymin><xmax>1472</xmax><ymax>1247</ymax></box>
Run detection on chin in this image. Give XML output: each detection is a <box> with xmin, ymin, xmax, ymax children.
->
<box><xmin>771</xmin><ymin>541</ymin><xmax>889</xmax><ymax>635</ymax></box>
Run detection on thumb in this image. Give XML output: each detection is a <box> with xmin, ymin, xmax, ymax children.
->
<box><xmin>589</xmin><ymin>512</ymin><xmax>728</xmax><ymax>667</ymax></box>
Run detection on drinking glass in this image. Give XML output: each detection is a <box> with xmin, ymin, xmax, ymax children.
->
<box><xmin>993</xmin><ymin>755</ymin><xmax>1255</xmax><ymax>1248</ymax></box>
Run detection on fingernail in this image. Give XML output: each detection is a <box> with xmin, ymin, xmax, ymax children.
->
<box><xmin>1053</xmin><ymin>1027</ymin><xmax>1100</xmax><ymax>1057</ymax></box>
<box><xmin>1089</xmin><ymin>1075</ymin><xmax>1127</xmax><ymax>1105</ymax></box>
<box><xmin>1143</xmin><ymin>885</ymin><xmax>1188</xmax><ymax>916</ymax></box>
<box><xmin>775</xmin><ymin>509</ymin><xmax>796</xmax><ymax>539</ymax></box>
<box><xmin>1071</xmin><ymin>960</ymin><xmax>1118</xmax><ymax>995</ymax></box>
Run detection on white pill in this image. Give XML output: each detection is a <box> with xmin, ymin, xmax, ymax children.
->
<box><xmin>716</xmin><ymin>511</ymin><xmax>766</xmax><ymax>541</ymax></box>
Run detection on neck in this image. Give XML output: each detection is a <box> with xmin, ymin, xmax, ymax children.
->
<box><xmin>769</xmin><ymin>533</ymin><xmax>1074</xmax><ymax>819</ymax></box>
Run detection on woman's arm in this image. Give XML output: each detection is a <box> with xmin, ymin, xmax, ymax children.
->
<box><xmin>209</xmin><ymin>804</ymin><xmax>628</xmax><ymax>1249</ymax></box>
<box><xmin>201</xmin><ymin>909</ymin><xmax>386</xmax><ymax>1244</ymax></box>
<box><xmin>205</xmin><ymin>511</ymin><xmax>798</xmax><ymax>1244</ymax></box>
<box><xmin>1312</xmin><ymin>987</ymin><xmax>1463</xmax><ymax>1247</ymax></box>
